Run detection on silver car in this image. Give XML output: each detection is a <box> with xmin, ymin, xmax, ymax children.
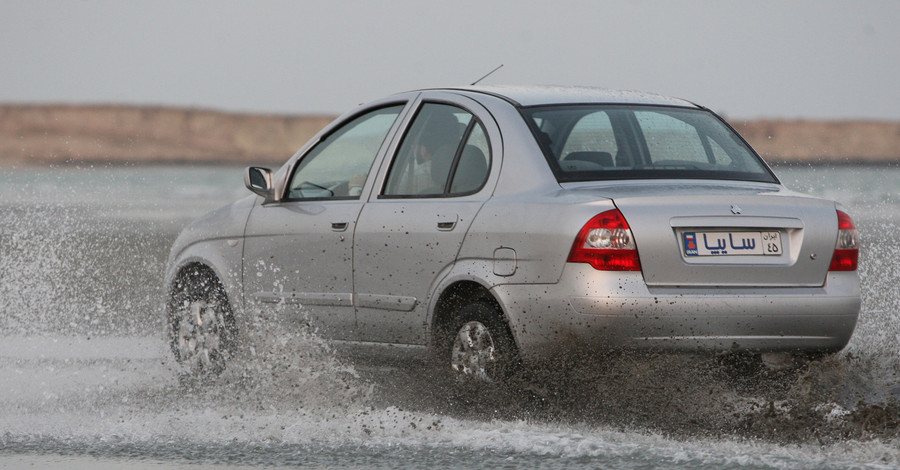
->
<box><xmin>165</xmin><ymin>86</ymin><xmax>860</xmax><ymax>381</ymax></box>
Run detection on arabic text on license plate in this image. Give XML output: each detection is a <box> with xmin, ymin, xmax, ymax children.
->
<box><xmin>683</xmin><ymin>231</ymin><xmax>781</xmax><ymax>256</ymax></box>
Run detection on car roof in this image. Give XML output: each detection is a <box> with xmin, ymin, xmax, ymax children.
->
<box><xmin>436</xmin><ymin>85</ymin><xmax>700</xmax><ymax>109</ymax></box>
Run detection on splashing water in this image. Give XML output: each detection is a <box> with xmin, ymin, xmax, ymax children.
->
<box><xmin>1</xmin><ymin>164</ymin><xmax>899</xmax><ymax>468</ymax></box>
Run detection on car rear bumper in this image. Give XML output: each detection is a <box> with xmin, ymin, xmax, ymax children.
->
<box><xmin>491</xmin><ymin>266</ymin><xmax>860</xmax><ymax>358</ymax></box>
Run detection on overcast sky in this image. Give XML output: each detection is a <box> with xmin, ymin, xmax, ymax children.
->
<box><xmin>2</xmin><ymin>0</ymin><xmax>898</xmax><ymax>119</ymax></box>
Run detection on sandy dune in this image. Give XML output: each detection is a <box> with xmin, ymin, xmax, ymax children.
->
<box><xmin>2</xmin><ymin>104</ymin><xmax>898</xmax><ymax>166</ymax></box>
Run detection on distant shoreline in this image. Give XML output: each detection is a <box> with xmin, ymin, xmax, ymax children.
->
<box><xmin>769</xmin><ymin>159</ymin><xmax>900</xmax><ymax>168</ymax></box>
<box><xmin>2</xmin><ymin>104</ymin><xmax>899</xmax><ymax>167</ymax></box>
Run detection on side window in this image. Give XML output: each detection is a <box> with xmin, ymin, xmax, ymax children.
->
<box><xmin>286</xmin><ymin>105</ymin><xmax>403</xmax><ymax>200</ymax></box>
<box><xmin>449</xmin><ymin>123</ymin><xmax>490</xmax><ymax>194</ymax></box>
<box><xmin>383</xmin><ymin>103</ymin><xmax>491</xmax><ymax>197</ymax></box>
<box><xmin>560</xmin><ymin>111</ymin><xmax>617</xmax><ymax>170</ymax></box>
<box><xmin>635</xmin><ymin>111</ymin><xmax>709</xmax><ymax>165</ymax></box>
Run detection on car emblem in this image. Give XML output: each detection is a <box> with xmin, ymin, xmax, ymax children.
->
<box><xmin>730</xmin><ymin>204</ymin><xmax>742</xmax><ymax>215</ymax></box>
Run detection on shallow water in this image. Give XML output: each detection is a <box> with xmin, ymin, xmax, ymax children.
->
<box><xmin>0</xmin><ymin>164</ymin><xmax>898</xmax><ymax>468</ymax></box>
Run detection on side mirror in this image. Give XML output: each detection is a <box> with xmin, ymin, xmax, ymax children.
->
<box><xmin>244</xmin><ymin>166</ymin><xmax>274</xmax><ymax>199</ymax></box>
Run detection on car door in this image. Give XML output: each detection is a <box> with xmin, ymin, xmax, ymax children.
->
<box><xmin>242</xmin><ymin>104</ymin><xmax>406</xmax><ymax>340</ymax></box>
<box><xmin>353</xmin><ymin>96</ymin><xmax>499</xmax><ymax>344</ymax></box>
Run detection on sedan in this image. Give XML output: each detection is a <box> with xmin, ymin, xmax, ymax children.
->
<box><xmin>164</xmin><ymin>85</ymin><xmax>860</xmax><ymax>382</ymax></box>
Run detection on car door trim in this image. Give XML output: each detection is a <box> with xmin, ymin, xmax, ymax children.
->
<box><xmin>253</xmin><ymin>291</ymin><xmax>353</xmax><ymax>307</ymax></box>
<box><xmin>355</xmin><ymin>293</ymin><xmax>418</xmax><ymax>312</ymax></box>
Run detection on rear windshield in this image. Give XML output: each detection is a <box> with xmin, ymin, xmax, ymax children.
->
<box><xmin>522</xmin><ymin>105</ymin><xmax>778</xmax><ymax>184</ymax></box>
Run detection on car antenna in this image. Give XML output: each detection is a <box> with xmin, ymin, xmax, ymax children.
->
<box><xmin>471</xmin><ymin>64</ymin><xmax>504</xmax><ymax>86</ymax></box>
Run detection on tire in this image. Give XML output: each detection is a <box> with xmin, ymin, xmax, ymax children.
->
<box><xmin>167</xmin><ymin>271</ymin><xmax>236</xmax><ymax>380</ymax></box>
<box><xmin>445</xmin><ymin>301</ymin><xmax>518</xmax><ymax>384</ymax></box>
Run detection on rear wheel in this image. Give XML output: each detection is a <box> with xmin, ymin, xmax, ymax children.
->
<box><xmin>168</xmin><ymin>270</ymin><xmax>236</xmax><ymax>380</ymax></box>
<box><xmin>446</xmin><ymin>302</ymin><xmax>517</xmax><ymax>383</ymax></box>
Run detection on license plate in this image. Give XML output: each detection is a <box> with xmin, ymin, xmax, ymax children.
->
<box><xmin>683</xmin><ymin>231</ymin><xmax>782</xmax><ymax>256</ymax></box>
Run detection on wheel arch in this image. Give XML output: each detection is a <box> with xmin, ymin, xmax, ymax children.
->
<box><xmin>166</xmin><ymin>260</ymin><xmax>233</xmax><ymax>322</ymax></box>
<box><xmin>428</xmin><ymin>278</ymin><xmax>516</xmax><ymax>354</ymax></box>
<box><xmin>168</xmin><ymin>261</ymin><xmax>225</xmax><ymax>297</ymax></box>
<box><xmin>165</xmin><ymin>238</ymin><xmax>245</xmax><ymax>316</ymax></box>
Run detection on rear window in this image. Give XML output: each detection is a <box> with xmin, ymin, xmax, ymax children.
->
<box><xmin>522</xmin><ymin>105</ymin><xmax>777</xmax><ymax>184</ymax></box>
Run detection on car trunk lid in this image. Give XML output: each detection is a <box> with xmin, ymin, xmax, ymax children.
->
<box><xmin>565</xmin><ymin>180</ymin><xmax>838</xmax><ymax>287</ymax></box>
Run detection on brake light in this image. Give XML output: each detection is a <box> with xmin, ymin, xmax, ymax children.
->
<box><xmin>828</xmin><ymin>210</ymin><xmax>858</xmax><ymax>271</ymax></box>
<box><xmin>568</xmin><ymin>209</ymin><xmax>641</xmax><ymax>271</ymax></box>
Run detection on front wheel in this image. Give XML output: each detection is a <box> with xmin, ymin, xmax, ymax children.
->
<box><xmin>447</xmin><ymin>302</ymin><xmax>517</xmax><ymax>383</ymax></box>
<box><xmin>168</xmin><ymin>272</ymin><xmax>236</xmax><ymax>380</ymax></box>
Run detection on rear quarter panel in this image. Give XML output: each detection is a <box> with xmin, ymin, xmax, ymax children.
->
<box><xmin>459</xmin><ymin>191</ymin><xmax>618</xmax><ymax>285</ymax></box>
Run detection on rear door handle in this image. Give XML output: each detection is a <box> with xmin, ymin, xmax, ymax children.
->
<box><xmin>437</xmin><ymin>213</ymin><xmax>459</xmax><ymax>231</ymax></box>
<box><xmin>331</xmin><ymin>222</ymin><xmax>348</xmax><ymax>232</ymax></box>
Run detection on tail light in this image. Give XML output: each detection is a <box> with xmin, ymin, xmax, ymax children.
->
<box><xmin>568</xmin><ymin>209</ymin><xmax>641</xmax><ymax>271</ymax></box>
<box><xmin>828</xmin><ymin>210</ymin><xmax>858</xmax><ymax>271</ymax></box>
